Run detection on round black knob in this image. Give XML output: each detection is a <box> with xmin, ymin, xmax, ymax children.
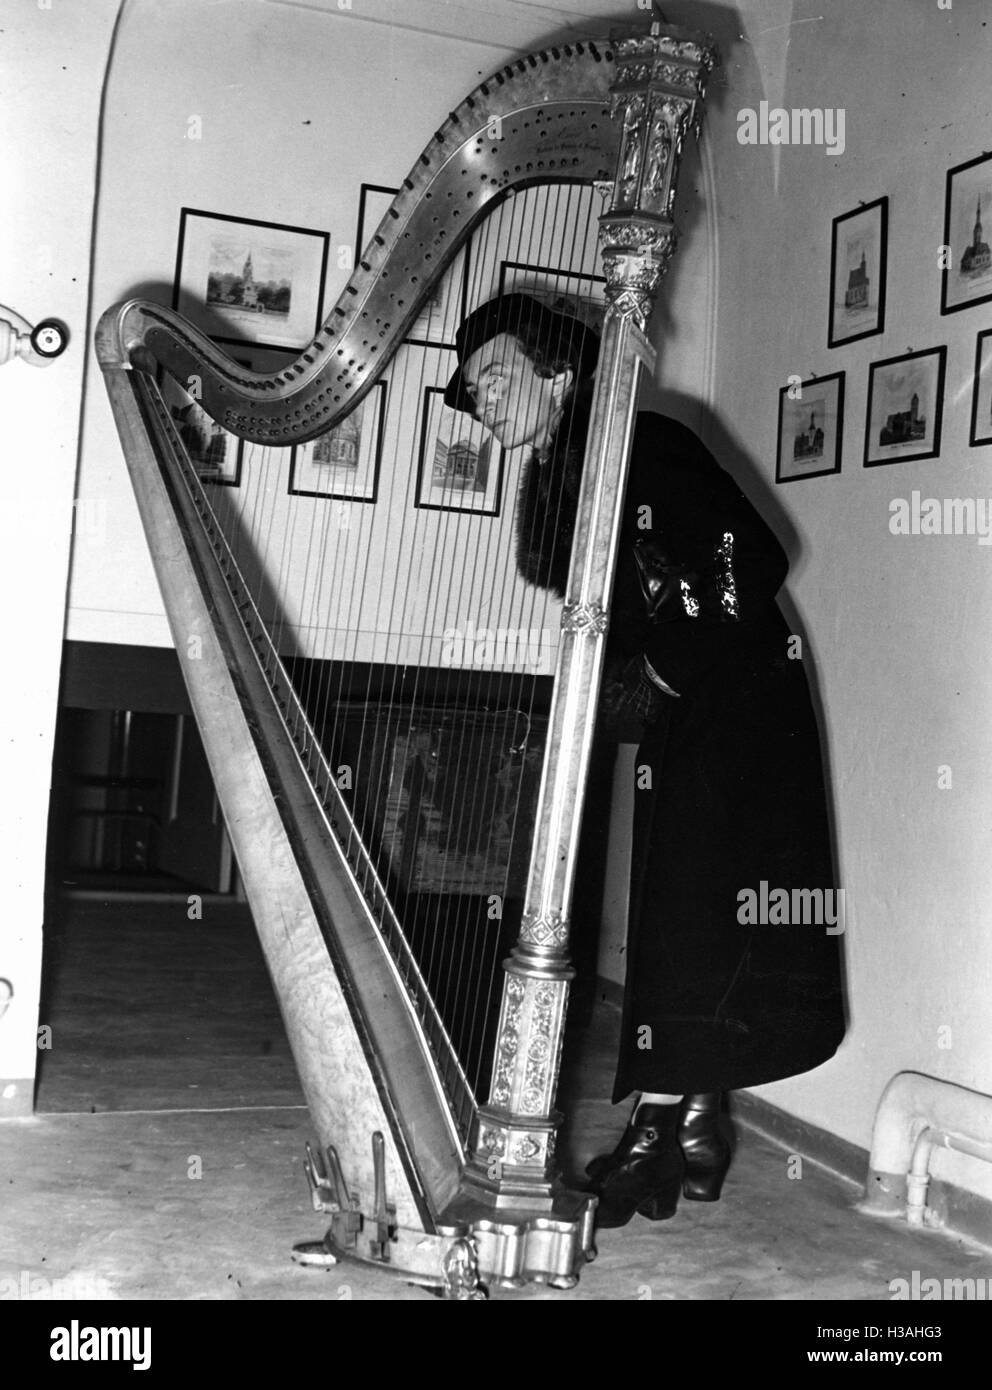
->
<box><xmin>31</xmin><ymin>318</ymin><xmax>68</xmax><ymax>358</ymax></box>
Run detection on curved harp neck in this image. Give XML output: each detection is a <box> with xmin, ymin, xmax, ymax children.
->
<box><xmin>97</xmin><ymin>37</ymin><xmax>630</xmax><ymax>448</ymax></box>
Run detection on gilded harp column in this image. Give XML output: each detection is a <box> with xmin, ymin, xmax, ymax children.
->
<box><xmin>463</xmin><ymin>23</ymin><xmax>717</xmax><ymax>1210</ymax></box>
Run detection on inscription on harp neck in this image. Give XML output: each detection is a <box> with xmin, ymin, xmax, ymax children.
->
<box><xmin>537</xmin><ymin>120</ymin><xmax>604</xmax><ymax>158</ymax></box>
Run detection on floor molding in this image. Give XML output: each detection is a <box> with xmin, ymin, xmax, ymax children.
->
<box><xmin>733</xmin><ymin>1090</ymin><xmax>992</xmax><ymax>1252</ymax></box>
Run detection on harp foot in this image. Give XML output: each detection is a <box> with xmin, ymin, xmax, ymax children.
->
<box><xmin>290</xmin><ymin>1241</ymin><xmax>339</xmax><ymax>1269</ymax></box>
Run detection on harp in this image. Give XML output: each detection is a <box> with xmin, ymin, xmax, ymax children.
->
<box><xmin>97</xmin><ymin>15</ymin><xmax>715</xmax><ymax>1293</ymax></box>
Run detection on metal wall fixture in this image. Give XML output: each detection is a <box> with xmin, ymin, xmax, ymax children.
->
<box><xmin>861</xmin><ymin>1071</ymin><xmax>992</xmax><ymax>1230</ymax></box>
<box><xmin>0</xmin><ymin>304</ymin><xmax>68</xmax><ymax>368</ymax></box>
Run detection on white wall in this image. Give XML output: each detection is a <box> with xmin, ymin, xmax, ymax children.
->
<box><xmin>0</xmin><ymin>0</ymin><xmax>123</xmax><ymax>1112</ymax></box>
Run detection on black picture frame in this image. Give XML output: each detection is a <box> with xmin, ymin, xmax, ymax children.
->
<box><xmin>970</xmin><ymin>329</ymin><xmax>992</xmax><ymax>448</ymax></box>
<box><xmin>775</xmin><ymin>372</ymin><xmax>845</xmax><ymax>483</ymax></box>
<box><xmin>414</xmin><ymin>382</ymin><xmax>506</xmax><ymax>516</ymax></box>
<box><xmin>173</xmin><ymin>207</ymin><xmax>330</xmax><ymax>350</ymax></box>
<box><xmin>864</xmin><ymin>347</ymin><xmax>947</xmax><ymax>468</ymax></box>
<box><xmin>941</xmin><ymin>151</ymin><xmax>992</xmax><ymax>316</ymax></box>
<box><xmin>828</xmin><ymin>197</ymin><xmax>887</xmax><ymax>348</ymax></box>
<box><xmin>287</xmin><ymin>380</ymin><xmax>387</xmax><ymax>503</ymax></box>
<box><xmin>355</xmin><ymin>183</ymin><xmax>399</xmax><ymax>261</ymax></box>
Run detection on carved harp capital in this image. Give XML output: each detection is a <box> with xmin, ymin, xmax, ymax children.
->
<box><xmin>600</xmin><ymin>24</ymin><xmax>717</xmax><ymax>328</ymax></box>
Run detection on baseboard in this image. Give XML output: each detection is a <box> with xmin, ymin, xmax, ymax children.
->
<box><xmin>0</xmin><ymin>1079</ymin><xmax>34</xmax><ymax>1118</ymax></box>
<box><xmin>732</xmin><ymin>1090</ymin><xmax>992</xmax><ymax>1251</ymax></box>
<box><xmin>731</xmin><ymin>1089</ymin><xmax>867</xmax><ymax>1187</ymax></box>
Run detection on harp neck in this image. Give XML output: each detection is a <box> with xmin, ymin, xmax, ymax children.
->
<box><xmin>97</xmin><ymin>38</ymin><xmax>623</xmax><ymax>446</ymax></box>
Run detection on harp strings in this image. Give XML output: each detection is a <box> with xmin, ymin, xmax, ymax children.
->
<box><xmin>182</xmin><ymin>180</ymin><xmax>604</xmax><ymax>1113</ymax></box>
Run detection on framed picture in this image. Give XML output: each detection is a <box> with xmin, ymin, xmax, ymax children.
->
<box><xmin>828</xmin><ymin>198</ymin><xmax>887</xmax><ymax>347</ymax></box>
<box><xmin>941</xmin><ymin>152</ymin><xmax>992</xmax><ymax>315</ymax></box>
<box><xmin>864</xmin><ymin>347</ymin><xmax>946</xmax><ymax>468</ymax></box>
<box><xmin>775</xmin><ymin>372</ymin><xmax>845</xmax><ymax>483</ymax></box>
<box><xmin>287</xmin><ymin>381</ymin><xmax>387</xmax><ymax>502</ymax></box>
<box><xmin>970</xmin><ymin>329</ymin><xmax>992</xmax><ymax>447</ymax></box>
<box><xmin>173</xmin><ymin>208</ymin><xmax>330</xmax><ymax>350</ymax></box>
<box><xmin>414</xmin><ymin>382</ymin><xmax>505</xmax><ymax>515</ymax></box>
<box><xmin>159</xmin><ymin>372</ymin><xmax>244</xmax><ymax>487</ymax></box>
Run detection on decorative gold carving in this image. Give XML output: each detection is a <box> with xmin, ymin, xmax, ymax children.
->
<box><xmin>617</xmin><ymin>95</ymin><xmax>647</xmax><ymax>204</ymax></box>
<box><xmin>474</xmin><ymin>1120</ymin><xmax>552</xmax><ymax>1169</ymax></box>
<box><xmin>604</xmin><ymin>26</ymin><xmax>713</xmax><ymax>343</ymax></box>
<box><xmin>487</xmin><ymin>974</ymin><xmax>566</xmax><ymax>1116</ymax></box>
<box><xmin>602</xmin><ymin>238</ymin><xmax>678</xmax><ymax>330</ymax></box>
<box><xmin>489</xmin><ymin>974</ymin><xmax>525</xmax><ymax>1108</ymax></box>
<box><xmin>644</xmin><ymin>115</ymin><xmax>673</xmax><ymax>200</ymax></box>
<box><xmin>653</xmin><ymin>61</ymin><xmax>698</xmax><ymax>90</ymax></box>
<box><xmin>480</xmin><ymin>1127</ymin><xmax>507</xmax><ymax>1157</ymax></box>
<box><xmin>522</xmin><ymin>981</ymin><xmax>562</xmax><ymax>1114</ymax></box>
<box><xmin>511</xmin><ymin>1135</ymin><xmax>542</xmax><ymax>1163</ymax></box>
<box><xmin>600</xmin><ymin>220</ymin><xmax>677</xmax><ymax>254</ymax></box>
<box><xmin>441</xmin><ymin>1236</ymin><xmax>486</xmax><ymax>1301</ymax></box>
<box><xmin>561</xmin><ymin>601</ymin><xmax>609</xmax><ymax>634</ymax></box>
<box><xmin>520</xmin><ymin>908</ymin><xmax>570</xmax><ymax>946</ymax></box>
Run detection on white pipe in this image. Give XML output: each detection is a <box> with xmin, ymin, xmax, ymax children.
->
<box><xmin>861</xmin><ymin>1071</ymin><xmax>992</xmax><ymax>1224</ymax></box>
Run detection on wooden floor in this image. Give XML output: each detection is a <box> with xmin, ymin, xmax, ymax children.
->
<box><xmin>3</xmin><ymin>894</ymin><xmax>990</xmax><ymax>1302</ymax></box>
<box><xmin>36</xmin><ymin>898</ymin><xmax>303</xmax><ymax>1115</ymax></box>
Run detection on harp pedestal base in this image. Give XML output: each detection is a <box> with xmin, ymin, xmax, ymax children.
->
<box><xmin>441</xmin><ymin>1185</ymin><xmax>597</xmax><ymax>1290</ymax></box>
<box><xmin>293</xmin><ymin>1188</ymin><xmax>596</xmax><ymax>1294</ymax></box>
<box><xmin>464</xmin><ymin>1104</ymin><xmax>565</xmax><ymax>1209</ymax></box>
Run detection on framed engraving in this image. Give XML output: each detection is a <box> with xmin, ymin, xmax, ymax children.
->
<box><xmin>829</xmin><ymin>197</ymin><xmax>887</xmax><ymax>347</ymax></box>
<box><xmin>864</xmin><ymin>347</ymin><xmax>946</xmax><ymax>468</ymax></box>
<box><xmin>173</xmin><ymin>208</ymin><xmax>330</xmax><ymax>350</ymax></box>
<box><xmin>776</xmin><ymin>373</ymin><xmax>845</xmax><ymax>483</ymax></box>
<box><xmin>414</xmin><ymin>382</ymin><xmax>505</xmax><ymax>515</ymax></box>
<box><xmin>288</xmin><ymin>381</ymin><xmax>387</xmax><ymax>502</ymax></box>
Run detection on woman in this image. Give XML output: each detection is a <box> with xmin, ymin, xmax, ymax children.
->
<box><xmin>445</xmin><ymin>293</ymin><xmax>846</xmax><ymax>1229</ymax></box>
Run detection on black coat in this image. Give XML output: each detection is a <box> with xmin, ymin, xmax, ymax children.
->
<box><xmin>521</xmin><ymin>410</ymin><xmax>847</xmax><ymax>1096</ymax></box>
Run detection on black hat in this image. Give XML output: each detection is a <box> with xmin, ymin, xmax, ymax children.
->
<box><xmin>443</xmin><ymin>292</ymin><xmax>600</xmax><ymax>415</ymax></box>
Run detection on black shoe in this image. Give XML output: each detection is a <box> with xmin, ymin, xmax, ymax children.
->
<box><xmin>679</xmin><ymin>1092</ymin><xmax>732</xmax><ymax>1202</ymax></box>
<box><xmin>585</xmin><ymin>1103</ymin><xmax>683</xmax><ymax>1229</ymax></box>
